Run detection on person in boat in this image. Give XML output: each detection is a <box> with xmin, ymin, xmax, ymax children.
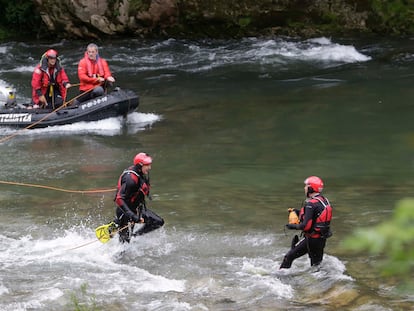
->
<box><xmin>31</xmin><ymin>49</ymin><xmax>71</xmax><ymax>109</ymax></box>
<box><xmin>114</xmin><ymin>152</ymin><xmax>164</xmax><ymax>243</ymax></box>
<box><xmin>279</xmin><ymin>176</ymin><xmax>333</xmax><ymax>270</ymax></box>
<box><xmin>76</xmin><ymin>43</ymin><xmax>115</xmax><ymax>104</ymax></box>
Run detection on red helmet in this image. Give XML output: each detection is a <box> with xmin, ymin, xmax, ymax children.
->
<box><xmin>133</xmin><ymin>153</ymin><xmax>152</xmax><ymax>166</ymax></box>
<box><xmin>45</xmin><ymin>49</ymin><xmax>58</xmax><ymax>58</ymax></box>
<box><xmin>304</xmin><ymin>176</ymin><xmax>324</xmax><ymax>193</ymax></box>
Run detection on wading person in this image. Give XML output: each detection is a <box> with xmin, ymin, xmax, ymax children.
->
<box><xmin>77</xmin><ymin>43</ymin><xmax>115</xmax><ymax>103</ymax></box>
<box><xmin>280</xmin><ymin>176</ymin><xmax>333</xmax><ymax>270</ymax></box>
<box><xmin>114</xmin><ymin>152</ymin><xmax>164</xmax><ymax>243</ymax></box>
<box><xmin>31</xmin><ymin>49</ymin><xmax>71</xmax><ymax>109</ymax></box>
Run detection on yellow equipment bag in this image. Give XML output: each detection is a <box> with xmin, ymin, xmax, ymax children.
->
<box><xmin>95</xmin><ymin>222</ymin><xmax>117</xmax><ymax>243</ymax></box>
<box><xmin>288</xmin><ymin>208</ymin><xmax>299</xmax><ymax>224</ymax></box>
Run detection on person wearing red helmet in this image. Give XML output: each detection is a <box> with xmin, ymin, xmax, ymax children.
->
<box><xmin>76</xmin><ymin>43</ymin><xmax>115</xmax><ymax>104</ymax></box>
<box><xmin>31</xmin><ymin>49</ymin><xmax>71</xmax><ymax>109</ymax></box>
<box><xmin>279</xmin><ymin>176</ymin><xmax>333</xmax><ymax>270</ymax></box>
<box><xmin>114</xmin><ymin>152</ymin><xmax>164</xmax><ymax>243</ymax></box>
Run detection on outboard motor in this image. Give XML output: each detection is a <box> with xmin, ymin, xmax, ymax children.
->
<box><xmin>0</xmin><ymin>80</ymin><xmax>17</xmax><ymax>108</ymax></box>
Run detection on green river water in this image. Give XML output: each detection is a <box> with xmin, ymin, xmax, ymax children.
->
<box><xmin>0</xmin><ymin>36</ymin><xmax>413</xmax><ymax>310</ymax></box>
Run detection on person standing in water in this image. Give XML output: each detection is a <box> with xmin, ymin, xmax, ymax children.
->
<box><xmin>114</xmin><ymin>153</ymin><xmax>164</xmax><ymax>243</ymax></box>
<box><xmin>280</xmin><ymin>176</ymin><xmax>333</xmax><ymax>269</ymax></box>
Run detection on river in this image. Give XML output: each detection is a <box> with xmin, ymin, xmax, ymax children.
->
<box><xmin>0</xmin><ymin>36</ymin><xmax>413</xmax><ymax>310</ymax></box>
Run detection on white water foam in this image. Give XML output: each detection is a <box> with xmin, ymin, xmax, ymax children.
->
<box><xmin>249</xmin><ymin>37</ymin><xmax>371</xmax><ymax>64</ymax></box>
<box><xmin>111</xmin><ymin>37</ymin><xmax>372</xmax><ymax>75</ymax></box>
<box><xmin>0</xmin><ymin>65</ymin><xmax>34</xmax><ymax>73</ymax></box>
<box><xmin>0</xmin><ymin>226</ymin><xmax>185</xmax><ymax>311</ymax></box>
<box><xmin>0</xmin><ymin>223</ymin><xmax>358</xmax><ymax>310</ymax></box>
<box><xmin>0</xmin><ymin>112</ymin><xmax>161</xmax><ymax>138</ymax></box>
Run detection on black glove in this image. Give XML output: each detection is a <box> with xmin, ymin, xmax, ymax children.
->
<box><xmin>286</xmin><ymin>224</ymin><xmax>297</xmax><ymax>230</ymax></box>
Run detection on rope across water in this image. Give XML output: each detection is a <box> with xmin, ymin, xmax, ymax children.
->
<box><xmin>0</xmin><ymin>180</ymin><xmax>116</xmax><ymax>194</ymax></box>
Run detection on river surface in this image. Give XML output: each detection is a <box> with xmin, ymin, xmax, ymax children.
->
<box><xmin>0</xmin><ymin>36</ymin><xmax>413</xmax><ymax>310</ymax></box>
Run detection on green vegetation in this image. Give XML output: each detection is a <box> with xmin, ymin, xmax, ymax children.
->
<box><xmin>129</xmin><ymin>0</ymin><xmax>151</xmax><ymax>16</ymax></box>
<box><xmin>238</xmin><ymin>17</ymin><xmax>251</xmax><ymax>28</ymax></box>
<box><xmin>342</xmin><ymin>198</ymin><xmax>414</xmax><ymax>291</ymax></box>
<box><xmin>370</xmin><ymin>0</ymin><xmax>414</xmax><ymax>34</ymax></box>
<box><xmin>69</xmin><ymin>283</ymin><xmax>99</xmax><ymax>311</ymax></box>
<box><xmin>0</xmin><ymin>0</ymin><xmax>40</xmax><ymax>40</ymax></box>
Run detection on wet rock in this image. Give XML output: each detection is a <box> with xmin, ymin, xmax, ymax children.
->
<box><xmin>33</xmin><ymin>0</ymin><xmax>373</xmax><ymax>39</ymax></box>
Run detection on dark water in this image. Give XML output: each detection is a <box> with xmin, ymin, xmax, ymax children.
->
<box><xmin>0</xmin><ymin>36</ymin><xmax>413</xmax><ymax>310</ymax></box>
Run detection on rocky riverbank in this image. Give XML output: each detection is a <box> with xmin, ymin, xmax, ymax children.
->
<box><xmin>30</xmin><ymin>0</ymin><xmax>414</xmax><ymax>39</ymax></box>
<box><xmin>0</xmin><ymin>0</ymin><xmax>412</xmax><ymax>40</ymax></box>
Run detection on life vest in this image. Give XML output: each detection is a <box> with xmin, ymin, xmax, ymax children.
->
<box><xmin>78</xmin><ymin>52</ymin><xmax>112</xmax><ymax>92</ymax></box>
<box><xmin>83</xmin><ymin>52</ymin><xmax>105</xmax><ymax>78</ymax></box>
<box><xmin>299</xmin><ymin>195</ymin><xmax>333</xmax><ymax>238</ymax></box>
<box><xmin>120</xmin><ymin>169</ymin><xmax>150</xmax><ymax>196</ymax></box>
<box><xmin>312</xmin><ymin>196</ymin><xmax>332</xmax><ymax>238</ymax></box>
<box><xmin>115</xmin><ymin>167</ymin><xmax>150</xmax><ymax>209</ymax></box>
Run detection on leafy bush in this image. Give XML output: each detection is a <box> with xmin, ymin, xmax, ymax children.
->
<box><xmin>342</xmin><ymin>198</ymin><xmax>414</xmax><ymax>290</ymax></box>
<box><xmin>370</xmin><ymin>0</ymin><xmax>414</xmax><ymax>34</ymax></box>
<box><xmin>0</xmin><ymin>0</ymin><xmax>40</xmax><ymax>39</ymax></box>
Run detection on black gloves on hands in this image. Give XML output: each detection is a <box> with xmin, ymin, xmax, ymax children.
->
<box><xmin>286</xmin><ymin>224</ymin><xmax>297</xmax><ymax>230</ymax></box>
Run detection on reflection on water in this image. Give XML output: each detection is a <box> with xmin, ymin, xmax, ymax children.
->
<box><xmin>0</xmin><ymin>37</ymin><xmax>413</xmax><ymax>310</ymax></box>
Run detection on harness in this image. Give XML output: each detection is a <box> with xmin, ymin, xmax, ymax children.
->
<box><xmin>122</xmin><ymin>169</ymin><xmax>139</xmax><ymax>178</ymax></box>
<box><xmin>121</xmin><ymin>169</ymin><xmax>150</xmax><ymax>196</ymax></box>
<box><xmin>115</xmin><ymin>168</ymin><xmax>150</xmax><ymax>214</ymax></box>
<box><xmin>311</xmin><ymin>196</ymin><xmax>333</xmax><ymax>238</ymax></box>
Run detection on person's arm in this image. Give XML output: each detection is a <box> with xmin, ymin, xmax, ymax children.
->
<box><xmin>101</xmin><ymin>58</ymin><xmax>115</xmax><ymax>82</ymax></box>
<box><xmin>297</xmin><ymin>204</ymin><xmax>314</xmax><ymax>231</ymax></box>
<box><xmin>31</xmin><ymin>67</ymin><xmax>46</xmax><ymax>104</ymax></box>
<box><xmin>115</xmin><ymin>176</ymin><xmax>141</xmax><ymax>223</ymax></box>
<box><xmin>59</xmin><ymin>68</ymin><xmax>71</xmax><ymax>99</ymax></box>
<box><xmin>60</xmin><ymin>68</ymin><xmax>70</xmax><ymax>87</ymax></box>
<box><xmin>286</xmin><ymin>204</ymin><xmax>314</xmax><ymax>231</ymax></box>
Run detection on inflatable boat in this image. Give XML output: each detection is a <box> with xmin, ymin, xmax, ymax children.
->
<box><xmin>0</xmin><ymin>86</ymin><xmax>139</xmax><ymax>129</ymax></box>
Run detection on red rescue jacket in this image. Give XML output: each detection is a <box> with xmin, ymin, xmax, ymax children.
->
<box><xmin>78</xmin><ymin>52</ymin><xmax>112</xmax><ymax>92</ymax></box>
<box><xmin>31</xmin><ymin>57</ymin><xmax>69</xmax><ymax>105</ymax></box>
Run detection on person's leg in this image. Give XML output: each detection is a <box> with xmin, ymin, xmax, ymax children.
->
<box><xmin>43</xmin><ymin>93</ymin><xmax>53</xmax><ymax>109</ymax></box>
<box><xmin>54</xmin><ymin>95</ymin><xmax>63</xmax><ymax>108</ymax></box>
<box><xmin>115</xmin><ymin>207</ymin><xmax>133</xmax><ymax>243</ymax></box>
<box><xmin>135</xmin><ymin>208</ymin><xmax>164</xmax><ymax>236</ymax></box>
<box><xmin>279</xmin><ymin>236</ymin><xmax>309</xmax><ymax>269</ymax></box>
<box><xmin>91</xmin><ymin>86</ymin><xmax>104</xmax><ymax>98</ymax></box>
<box><xmin>290</xmin><ymin>234</ymin><xmax>299</xmax><ymax>249</ymax></box>
<box><xmin>74</xmin><ymin>91</ymin><xmax>92</xmax><ymax>105</ymax></box>
<box><xmin>308</xmin><ymin>238</ymin><xmax>326</xmax><ymax>266</ymax></box>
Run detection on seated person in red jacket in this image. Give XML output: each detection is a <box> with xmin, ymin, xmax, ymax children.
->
<box><xmin>31</xmin><ymin>49</ymin><xmax>71</xmax><ymax>109</ymax></box>
<box><xmin>76</xmin><ymin>43</ymin><xmax>115</xmax><ymax>103</ymax></box>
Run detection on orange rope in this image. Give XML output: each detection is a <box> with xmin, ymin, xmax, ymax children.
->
<box><xmin>67</xmin><ymin>83</ymin><xmax>81</xmax><ymax>88</ymax></box>
<box><xmin>0</xmin><ymin>180</ymin><xmax>116</xmax><ymax>194</ymax></box>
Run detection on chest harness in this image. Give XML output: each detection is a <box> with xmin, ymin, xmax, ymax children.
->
<box><xmin>310</xmin><ymin>196</ymin><xmax>333</xmax><ymax>238</ymax></box>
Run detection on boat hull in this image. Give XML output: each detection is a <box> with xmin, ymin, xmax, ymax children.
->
<box><xmin>0</xmin><ymin>88</ymin><xmax>139</xmax><ymax>129</ymax></box>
